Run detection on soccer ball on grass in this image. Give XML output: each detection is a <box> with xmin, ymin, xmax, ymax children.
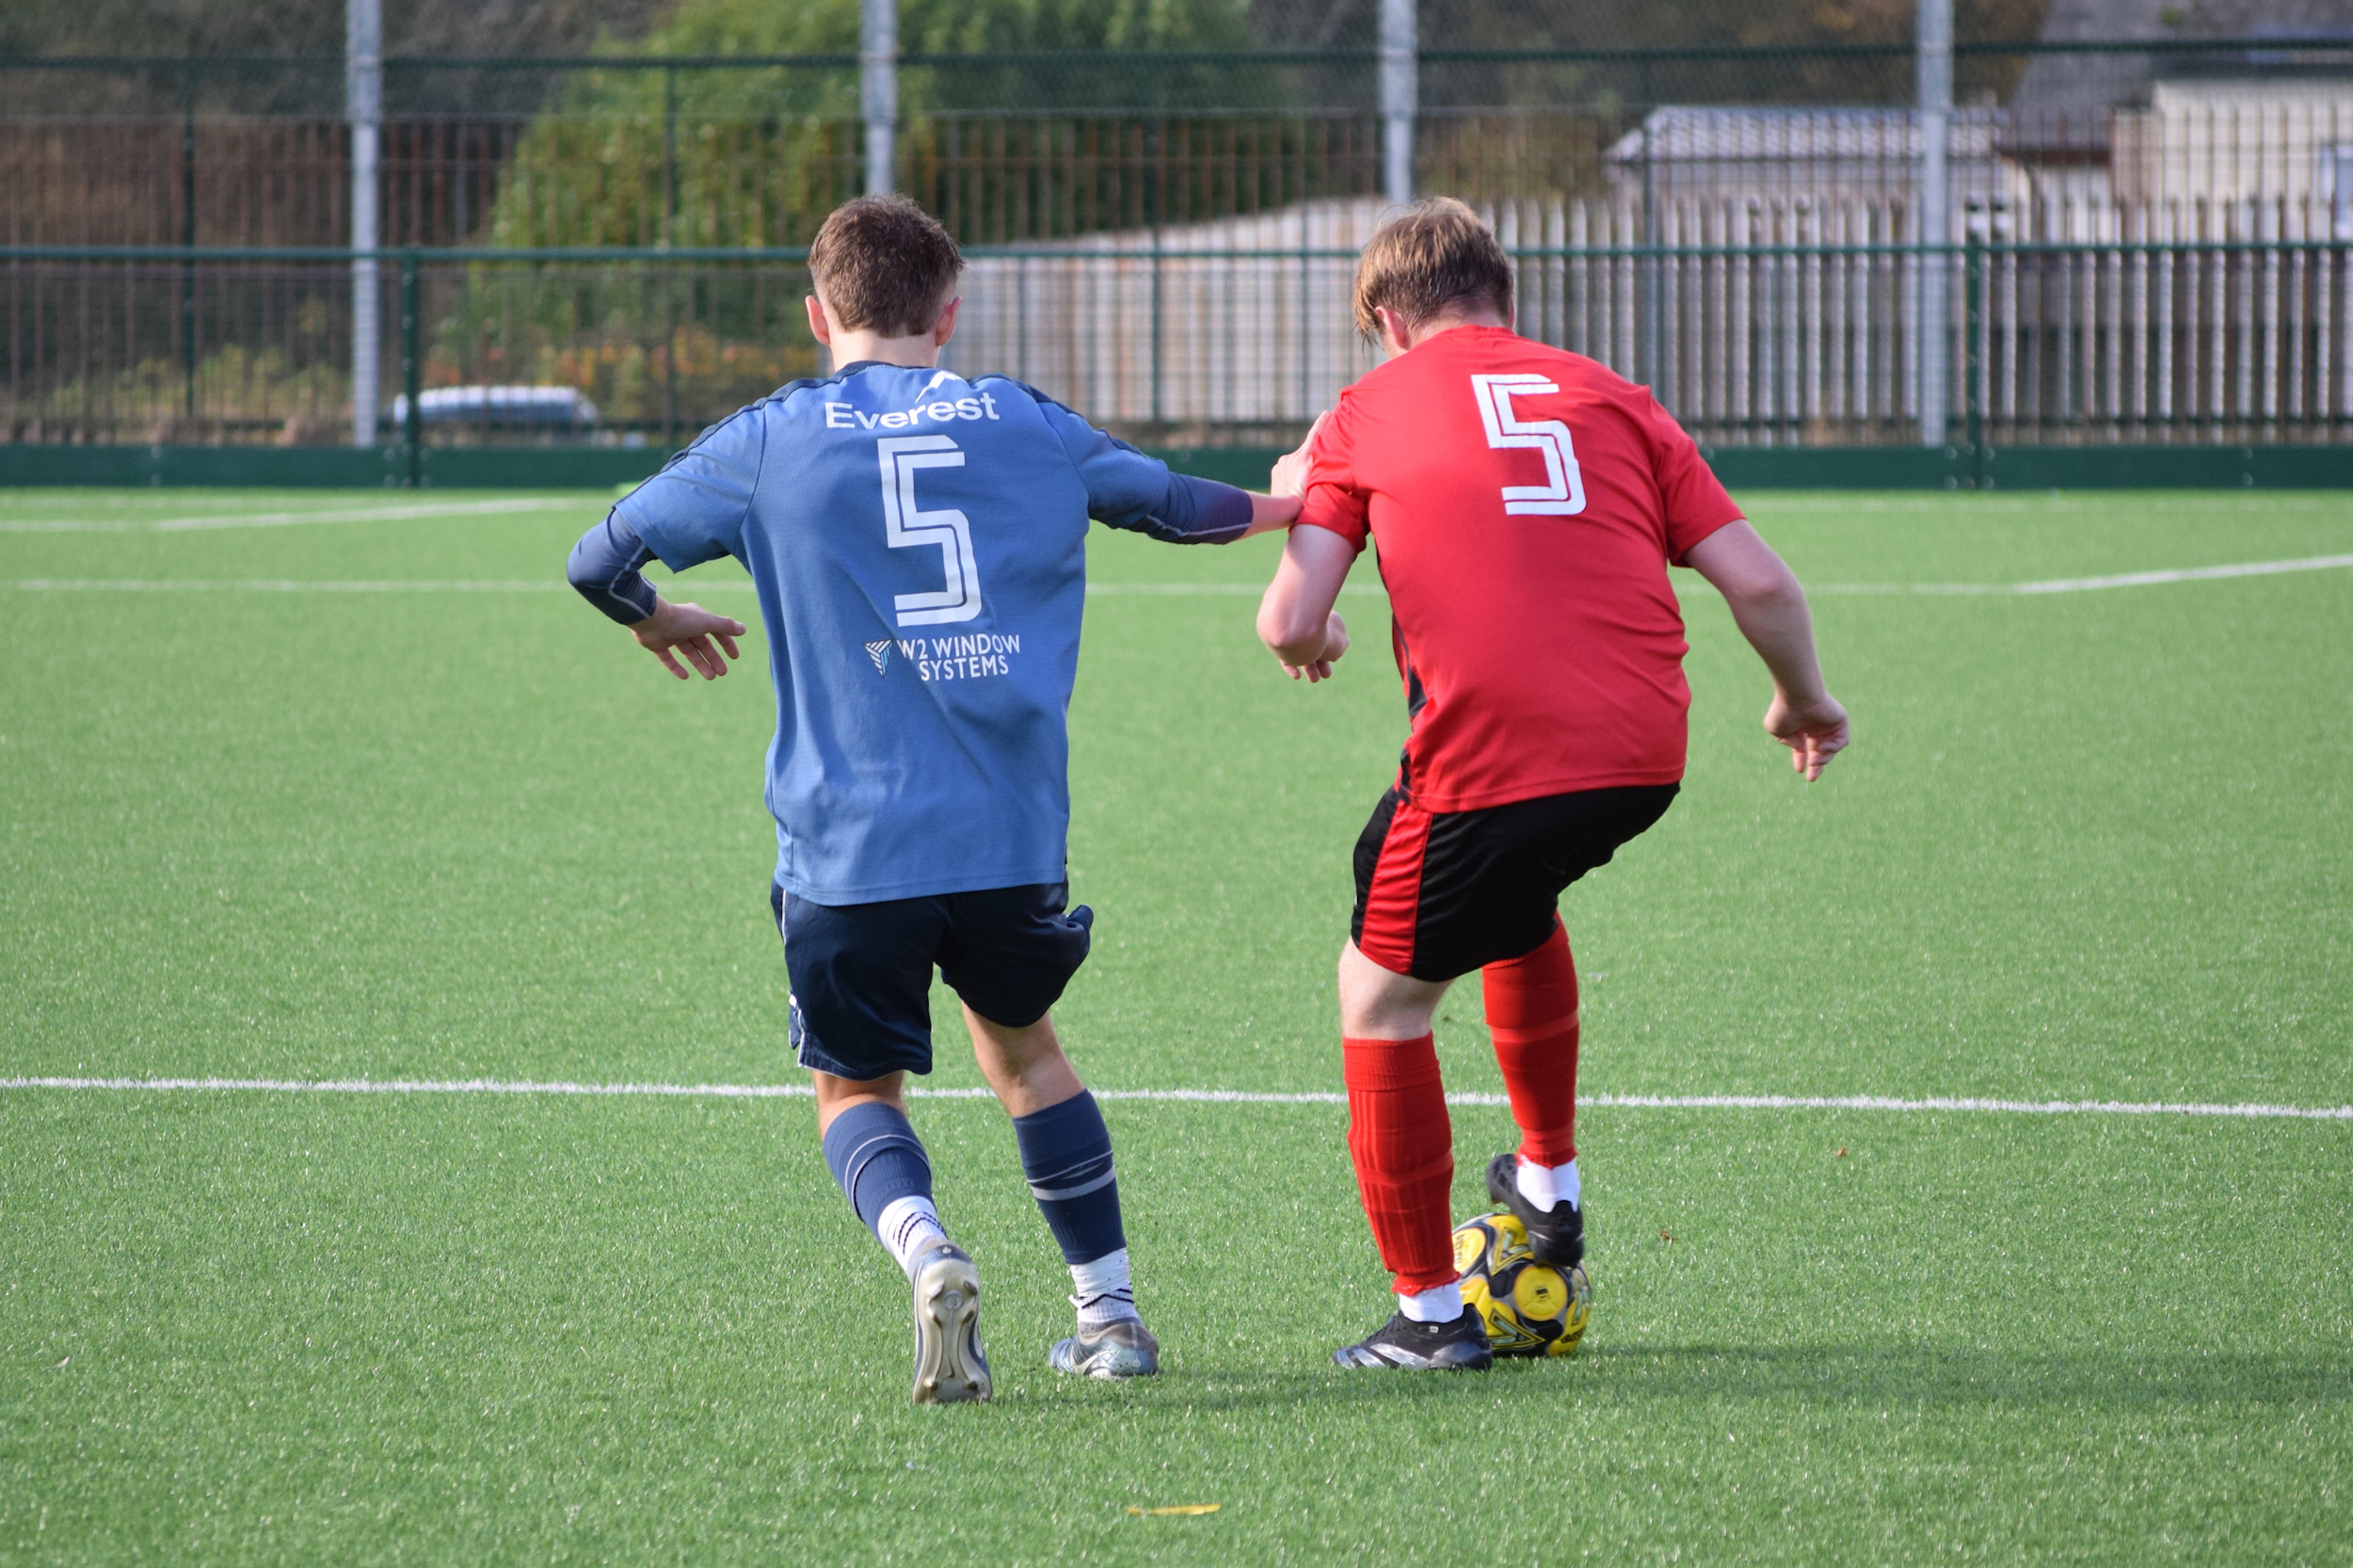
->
<box><xmin>1452</xmin><ymin>1209</ymin><xmax>1592</xmax><ymax>1358</ymax></box>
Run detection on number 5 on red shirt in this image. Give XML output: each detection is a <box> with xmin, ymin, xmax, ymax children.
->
<box><xmin>1470</xmin><ymin>374</ymin><xmax>1587</xmax><ymax>516</ymax></box>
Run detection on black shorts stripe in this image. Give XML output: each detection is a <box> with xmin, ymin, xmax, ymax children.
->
<box><xmin>1349</xmin><ymin>784</ymin><xmax>1679</xmax><ymax>982</ymax></box>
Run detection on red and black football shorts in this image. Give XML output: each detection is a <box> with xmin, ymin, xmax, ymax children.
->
<box><xmin>1351</xmin><ymin>783</ymin><xmax>1679</xmax><ymax>981</ymax></box>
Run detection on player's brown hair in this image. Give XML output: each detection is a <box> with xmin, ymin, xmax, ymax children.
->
<box><xmin>1351</xmin><ymin>198</ymin><xmax>1514</xmax><ymax>338</ymax></box>
<box><xmin>808</xmin><ymin>195</ymin><xmax>966</xmax><ymax>337</ymax></box>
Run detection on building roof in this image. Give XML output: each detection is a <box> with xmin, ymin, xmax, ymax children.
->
<box><xmin>1606</xmin><ymin>106</ymin><xmax>2004</xmax><ymax>167</ymax></box>
<box><xmin>2009</xmin><ymin>0</ymin><xmax>2353</xmax><ymax>147</ymax></box>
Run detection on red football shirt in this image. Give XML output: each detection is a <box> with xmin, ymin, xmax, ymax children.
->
<box><xmin>1297</xmin><ymin>326</ymin><xmax>1742</xmax><ymax>812</ymax></box>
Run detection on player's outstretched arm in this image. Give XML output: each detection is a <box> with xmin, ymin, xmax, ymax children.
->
<box><xmin>1241</xmin><ymin>491</ymin><xmax>1305</xmax><ymax>536</ymax></box>
<box><xmin>567</xmin><ymin>510</ymin><xmax>746</xmax><ymax>681</ymax></box>
<box><xmin>1256</xmin><ymin>523</ymin><xmax>1354</xmax><ymax>683</ymax></box>
<box><xmin>1681</xmin><ymin>520</ymin><xmax>1849</xmax><ymax>781</ymax></box>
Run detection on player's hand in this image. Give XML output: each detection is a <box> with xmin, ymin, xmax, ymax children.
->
<box><xmin>1281</xmin><ymin>611</ymin><xmax>1349</xmax><ymax>683</ymax></box>
<box><xmin>1764</xmin><ymin>691</ymin><xmax>1849</xmax><ymax>781</ymax></box>
<box><xmin>632</xmin><ymin>599</ymin><xmax>746</xmax><ymax>681</ymax></box>
<box><xmin>1271</xmin><ymin>410</ymin><xmax>1328</xmax><ymax>499</ymax></box>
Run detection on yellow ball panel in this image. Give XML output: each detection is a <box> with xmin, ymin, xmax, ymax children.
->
<box><xmin>1543</xmin><ymin>1267</ymin><xmax>1594</xmax><ymax>1357</ymax></box>
<box><xmin>1513</xmin><ymin>1266</ymin><xmax>1567</xmax><ymax>1319</ymax></box>
<box><xmin>1486</xmin><ymin>1212</ymin><xmax>1532</xmax><ymax>1268</ymax></box>
<box><xmin>1451</xmin><ymin>1222</ymin><xmax>1490</xmax><ymax>1275</ymax></box>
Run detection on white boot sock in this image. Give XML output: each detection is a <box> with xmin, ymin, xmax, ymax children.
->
<box><xmin>875</xmin><ymin>1195</ymin><xmax>948</xmax><ymax>1276</ymax></box>
<box><xmin>1069</xmin><ymin>1247</ymin><xmax>1141</xmax><ymax>1328</ymax></box>
<box><xmin>1398</xmin><ymin>1283</ymin><xmax>1464</xmax><ymax>1323</ymax></box>
<box><xmin>1516</xmin><ymin>1156</ymin><xmax>1581</xmax><ymax>1213</ymax></box>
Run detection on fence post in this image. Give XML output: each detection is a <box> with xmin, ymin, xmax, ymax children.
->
<box><xmin>1380</xmin><ymin>0</ymin><xmax>1416</xmax><ymax>206</ymax></box>
<box><xmin>1966</xmin><ymin>230</ymin><xmax>1986</xmax><ymax>488</ymax></box>
<box><xmin>400</xmin><ymin>250</ymin><xmax>422</xmax><ymax>489</ymax></box>
<box><xmin>348</xmin><ymin>0</ymin><xmax>383</xmax><ymax>449</ymax></box>
<box><xmin>1147</xmin><ymin>119</ymin><xmax>1164</xmax><ymax>426</ymax></box>
<box><xmin>662</xmin><ymin>67</ymin><xmax>680</xmax><ymax>450</ymax></box>
<box><xmin>662</xmin><ymin>66</ymin><xmax>680</xmax><ymax>244</ymax></box>
<box><xmin>1915</xmin><ymin>0</ymin><xmax>1951</xmax><ymax>449</ymax></box>
<box><xmin>861</xmin><ymin>0</ymin><xmax>897</xmax><ymax>196</ymax></box>
<box><xmin>1640</xmin><ymin>120</ymin><xmax>1661</xmax><ymax>395</ymax></box>
<box><xmin>181</xmin><ymin>58</ymin><xmax>198</xmax><ymax>427</ymax></box>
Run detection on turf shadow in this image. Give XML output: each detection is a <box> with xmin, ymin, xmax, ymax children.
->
<box><xmin>1031</xmin><ymin>1342</ymin><xmax>2353</xmax><ymax>1416</ymax></box>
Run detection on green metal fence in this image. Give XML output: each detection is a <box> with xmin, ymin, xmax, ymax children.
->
<box><xmin>8</xmin><ymin>233</ymin><xmax>2349</xmax><ymax>470</ymax></box>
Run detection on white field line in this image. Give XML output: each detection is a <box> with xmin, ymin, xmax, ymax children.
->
<box><xmin>0</xmin><ymin>498</ymin><xmax>585</xmax><ymax>533</ymax></box>
<box><xmin>1776</xmin><ymin>552</ymin><xmax>2353</xmax><ymax>596</ymax></box>
<box><xmin>1</xmin><ymin>578</ymin><xmax>1317</xmax><ymax>596</ymax></box>
<box><xmin>7</xmin><ymin>554</ymin><xmax>2350</xmax><ymax>598</ymax></box>
<box><xmin>1083</xmin><ymin>583</ymin><xmax>1390</xmax><ymax>597</ymax></box>
<box><xmin>2009</xmin><ymin>552</ymin><xmax>2353</xmax><ymax>594</ymax></box>
<box><xmin>3</xmin><ymin>1076</ymin><xmax>2347</xmax><ymax>1120</ymax></box>
<box><xmin>7</xmin><ymin>579</ymin><xmax>586</xmax><ymax>594</ymax></box>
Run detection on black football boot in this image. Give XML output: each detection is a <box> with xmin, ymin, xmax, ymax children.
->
<box><xmin>1333</xmin><ymin>1309</ymin><xmax>1493</xmax><ymax>1370</ymax></box>
<box><xmin>1484</xmin><ymin>1151</ymin><xmax>1585</xmax><ymax>1268</ymax></box>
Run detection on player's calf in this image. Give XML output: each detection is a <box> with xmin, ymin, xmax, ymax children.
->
<box><xmin>1013</xmin><ymin>1090</ymin><xmax>1160</xmax><ymax>1378</ymax></box>
<box><xmin>1481</xmin><ymin>923</ymin><xmax>1587</xmax><ymax>1267</ymax></box>
<box><xmin>1331</xmin><ymin>1032</ymin><xmax>1491</xmax><ymax>1368</ymax></box>
<box><xmin>822</xmin><ymin>1099</ymin><xmax>993</xmax><ymax>1403</ymax></box>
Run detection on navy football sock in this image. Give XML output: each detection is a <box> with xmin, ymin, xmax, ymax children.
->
<box><xmin>822</xmin><ymin>1102</ymin><xmax>941</xmax><ymax>1264</ymax></box>
<box><xmin>1012</xmin><ymin>1091</ymin><xmax>1128</xmax><ymax>1266</ymax></box>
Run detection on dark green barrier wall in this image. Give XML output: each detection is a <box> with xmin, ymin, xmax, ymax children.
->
<box><xmin>5</xmin><ymin>443</ymin><xmax>2351</xmax><ymax>490</ymax></box>
<box><xmin>0</xmin><ymin>444</ymin><xmax>685</xmax><ymax>489</ymax></box>
<box><xmin>1158</xmin><ymin>445</ymin><xmax>2353</xmax><ymax>491</ymax></box>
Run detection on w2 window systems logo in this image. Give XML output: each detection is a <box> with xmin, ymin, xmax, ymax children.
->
<box><xmin>1470</xmin><ymin>374</ymin><xmax>1587</xmax><ymax>516</ymax></box>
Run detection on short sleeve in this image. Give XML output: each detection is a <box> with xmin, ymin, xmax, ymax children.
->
<box><xmin>1643</xmin><ymin>393</ymin><xmax>1743</xmax><ymax>564</ymax></box>
<box><xmin>613</xmin><ymin>405</ymin><xmax>764</xmax><ymax>571</ymax></box>
<box><xmin>1293</xmin><ymin>396</ymin><xmax>1369</xmax><ymax>552</ymax></box>
<box><xmin>1024</xmin><ymin>390</ymin><xmax>1176</xmax><ymax>523</ymax></box>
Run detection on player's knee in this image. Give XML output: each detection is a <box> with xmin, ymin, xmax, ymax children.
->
<box><xmin>812</xmin><ymin>1070</ymin><xmax>908</xmax><ymax>1132</ymax></box>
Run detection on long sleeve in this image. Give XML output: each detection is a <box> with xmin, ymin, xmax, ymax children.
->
<box><xmin>1021</xmin><ymin>382</ymin><xmax>1257</xmax><ymax>543</ymax></box>
<box><xmin>566</xmin><ymin>508</ymin><xmax>660</xmax><ymax>625</ymax></box>
<box><xmin>1121</xmin><ymin>471</ymin><xmax>1256</xmax><ymax>545</ymax></box>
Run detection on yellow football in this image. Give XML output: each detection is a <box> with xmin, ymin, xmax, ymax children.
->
<box><xmin>1452</xmin><ymin>1209</ymin><xmax>1592</xmax><ymax>1358</ymax></box>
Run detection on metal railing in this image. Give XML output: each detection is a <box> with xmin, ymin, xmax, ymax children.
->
<box><xmin>8</xmin><ymin>232</ymin><xmax>2348</xmax><ymax>465</ymax></box>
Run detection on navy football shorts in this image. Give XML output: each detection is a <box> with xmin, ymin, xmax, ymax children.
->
<box><xmin>1351</xmin><ymin>783</ymin><xmax>1679</xmax><ymax>982</ymax></box>
<box><xmin>771</xmin><ymin>882</ymin><xmax>1093</xmax><ymax>1082</ymax></box>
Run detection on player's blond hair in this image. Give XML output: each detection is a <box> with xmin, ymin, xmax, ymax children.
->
<box><xmin>1351</xmin><ymin>198</ymin><xmax>1514</xmax><ymax>337</ymax></box>
<box><xmin>808</xmin><ymin>195</ymin><xmax>966</xmax><ymax>337</ymax></box>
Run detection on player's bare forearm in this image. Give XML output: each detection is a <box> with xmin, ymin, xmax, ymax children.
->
<box><xmin>631</xmin><ymin>595</ymin><xmax>748</xmax><ymax>682</ymax></box>
<box><xmin>1240</xmin><ymin>491</ymin><xmax>1305</xmax><ymax>536</ymax></box>
<box><xmin>1721</xmin><ymin>572</ymin><xmax>1827</xmax><ymax>705</ymax></box>
<box><xmin>1257</xmin><ymin>521</ymin><xmax>1356</xmax><ymax>682</ymax></box>
<box><xmin>1683</xmin><ymin>520</ymin><xmax>1850</xmax><ymax>780</ymax></box>
<box><xmin>1264</xmin><ymin>610</ymin><xmax>1350</xmax><ymax>681</ymax></box>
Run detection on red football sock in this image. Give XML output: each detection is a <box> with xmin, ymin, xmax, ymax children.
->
<box><xmin>1483</xmin><ymin>922</ymin><xmax>1581</xmax><ymax>1168</ymax></box>
<box><xmin>1341</xmin><ymin>1033</ymin><xmax>1458</xmax><ymax>1296</ymax></box>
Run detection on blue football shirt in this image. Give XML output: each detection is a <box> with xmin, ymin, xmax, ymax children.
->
<box><xmin>617</xmin><ymin>362</ymin><xmax>1249</xmax><ymax>904</ymax></box>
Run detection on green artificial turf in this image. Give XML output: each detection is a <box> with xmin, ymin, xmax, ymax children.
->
<box><xmin>3</xmin><ymin>486</ymin><xmax>2350</xmax><ymax>1563</ymax></box>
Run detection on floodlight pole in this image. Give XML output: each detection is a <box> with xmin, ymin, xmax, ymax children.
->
<box><xmin>347</xmin><ymin>0</ymin><xmax>382</xmax><ymax>449</ymax></box>
<box><xmin>862</xmin><ymin>0</ymin><xmax>897</xmax><ymax>196</ymax></box>
<box><xmin>1916</xmin><ymin>0</ymin><xmax>1951</xmax><ymax>450</ymax></box>
<box><xmin>1380</xmin><ymin>0</ymin><xmax>1417</xmax><ymax>207</ymax></box>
